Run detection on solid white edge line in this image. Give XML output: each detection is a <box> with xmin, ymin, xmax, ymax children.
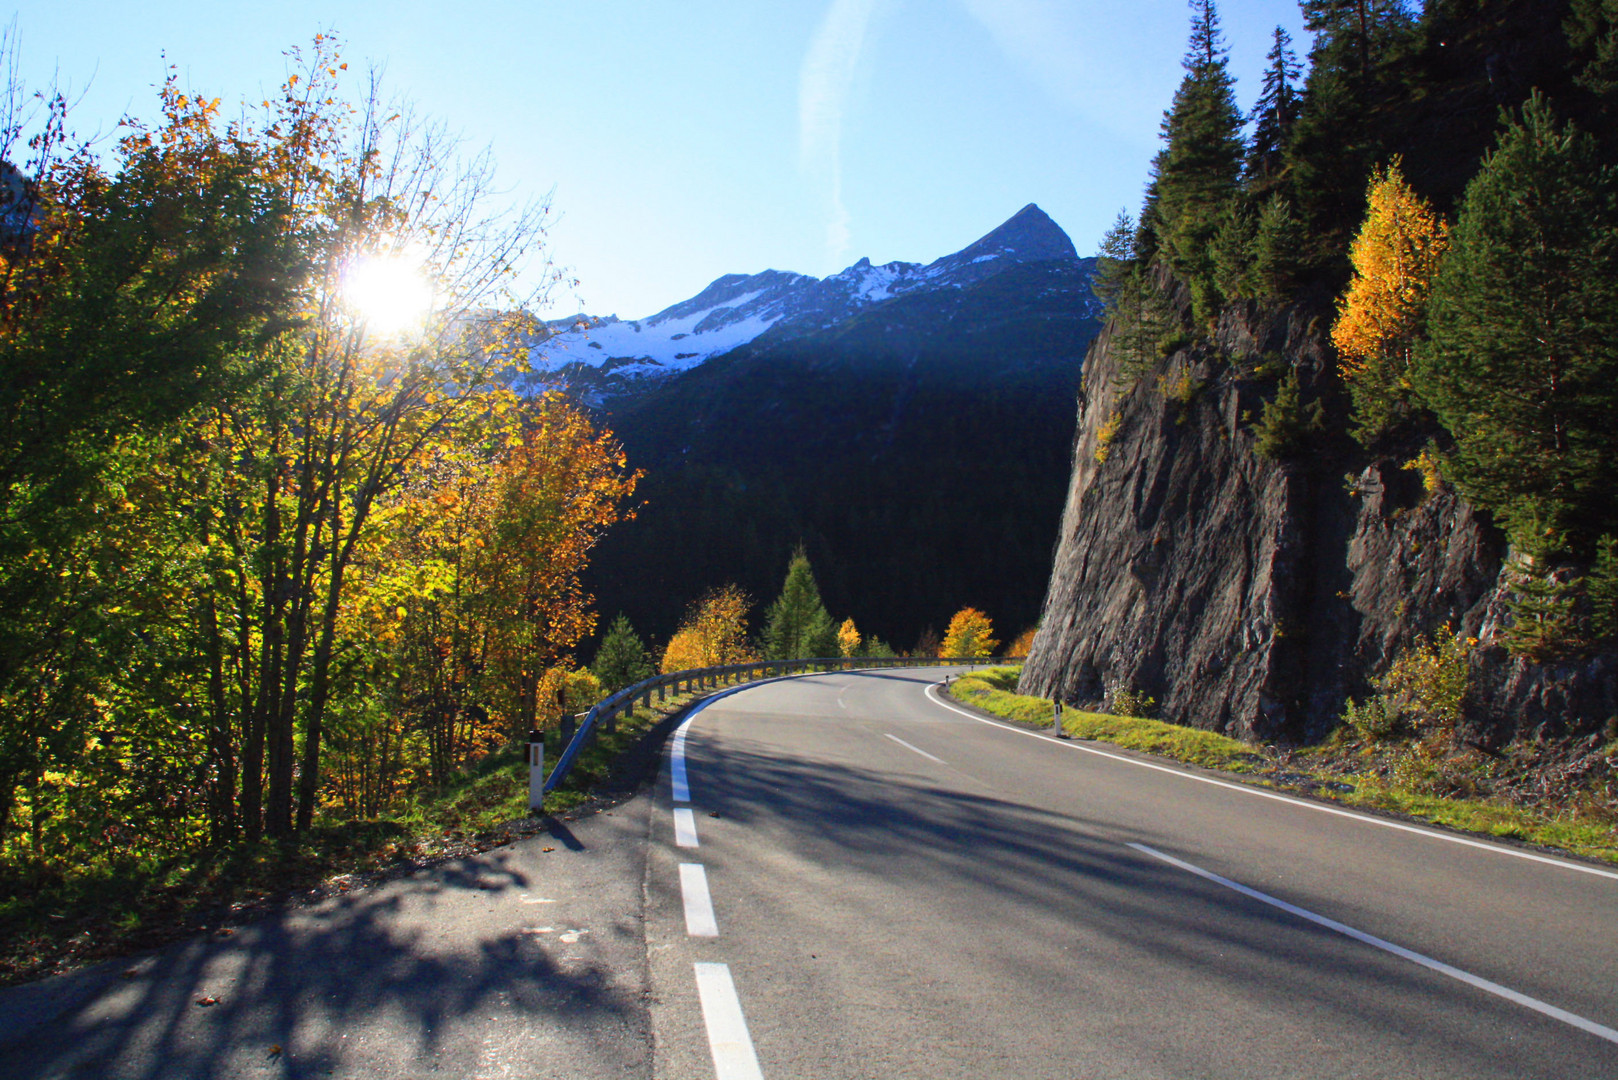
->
<box><xmin>884</xmin><ymin>732</ymin><xmax>945</xmax><ymax>764</ymax></box>
<box><xmin>1128</xmin><ymin>842</ymin><xmax>1618</xmax><ymax>1046</ymax></box>
<box><xmin>923</xmin><ymin>683</ymin><xmax>1618</xmax><ymax>883</ymax></box>
<box><xmin>694</xmin><ymin>962</ymin><xmax>765</xmax><ymax>1080</ymax></box>
<box><xmin>679</xmin><ymin>862</ymin><xmax>719</xmax><ymax>937</ymax></box>
<box><xmin>674</xmin><ymin>806</ymin><xmax>700</xmax><ymax>848</ymax></box>
<box><xmin>671</xmin><ymin>722</ymin><xmax>691</xmax><ymax>802</ymax></box>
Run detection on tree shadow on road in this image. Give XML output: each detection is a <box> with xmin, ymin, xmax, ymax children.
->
<box><xmin>0</xmin><ymin>828</ymin><xmax>650</xmax><ymax>1079</ymax></box>
<box><xmin>671</xmin><ymin>733</ymin><xmax>1615</xmax><ymax>1080</ymax></box>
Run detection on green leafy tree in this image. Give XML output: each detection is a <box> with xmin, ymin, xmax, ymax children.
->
<box><xmin>762</xmin><ymin>547</ymin><xmax>839</xmax><ymax>659</ymax></box>
<box><xmin>1414</xmin><ymin>93</ymin><xmax>1618</xmax><ymax>550</ymax></box>
<box><xmin>863</xmin><ymin>637</ymin><xmax>897</xmax><ymax>659</ymax></box>
<box><xmin>1568</xmin><ymin>0</ymin><xmax>1618</xmax><ymax>96</ymax></box>
<box><xmin>1149</xmin><ymin>0</ymin><xmax>1245</xmax><ymax>326</ymax></box>
<box><xmin>592</xmin><ymin>613</ymin><xmax>654</xmax><ymax>693</ymax></box>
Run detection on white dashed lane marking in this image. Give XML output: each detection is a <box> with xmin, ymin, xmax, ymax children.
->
<box><xmin>674</xmin><ymin>806</ymin><xmax>700</xmax><ymax>848</ymax></box>
<box><xmin>680</xmin><ymin>862</ymin><xmax>719</xmax><ymax>938</ymax></box>
<box><xmin>694</xmin><ymin>962</ymin><xmax>765</xmax><ymax>1080</ymax></box>
<box><xmin>884</xmin><ymin>732</ymin><xmax>944</xmax><ymax>764</ymax></box>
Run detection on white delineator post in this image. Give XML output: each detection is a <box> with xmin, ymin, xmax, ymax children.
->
<box><xmin>529</xmin><ymin>728</ymin><xmax>545</xmax><ymax>812</ymax></box>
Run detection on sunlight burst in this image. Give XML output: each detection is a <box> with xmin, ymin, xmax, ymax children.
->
<box><xmin>343</xmin><ymin>253</ymin><xmax>436</xmax><ymax>335</ymax></box>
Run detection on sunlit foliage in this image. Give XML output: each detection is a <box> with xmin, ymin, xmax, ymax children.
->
<box><xmin>1332</xmin><ymin>159</ymin><xmax>1448</xmax><ymax>442</ymax></box>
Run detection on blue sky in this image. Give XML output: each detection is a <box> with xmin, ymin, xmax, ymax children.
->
<box><xmin>11</xmin><ymin>1</ymin><xmax>1305</xmax><ymax>320</ymax></box>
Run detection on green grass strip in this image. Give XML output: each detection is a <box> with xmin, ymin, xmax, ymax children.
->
<box><xmin>948</xmin><ymin>667</ymin><xmax>1618</xmax><ymax>866</ymax></box>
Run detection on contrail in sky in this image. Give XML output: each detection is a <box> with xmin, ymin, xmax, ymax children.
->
<box><xmin>799</xmin><ymin>0</ymin><xmax>882</xmax><ymax>265</ymax></box>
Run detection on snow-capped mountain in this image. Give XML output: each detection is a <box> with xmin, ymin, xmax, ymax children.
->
<box><xmin>527</xmin><ymin>203</ymin><xmax>1081</xmax><ymax>387</ymax></box>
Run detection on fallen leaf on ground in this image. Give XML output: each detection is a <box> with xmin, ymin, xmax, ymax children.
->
<box><xmin>541</xmin><ymin>847</ymin><xmax>555</xmax><ymax>853</ymax></box>
<box><xmin>195</xmin><ymin>996</ymin><xmax>218</xmax><ymax>1007</ymax></box>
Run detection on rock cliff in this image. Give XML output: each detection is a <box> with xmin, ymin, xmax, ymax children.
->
<box><xmin>1020</xmin><ymin>289</ymin><xmax>1614</xmax><ymax>746</ymax></box>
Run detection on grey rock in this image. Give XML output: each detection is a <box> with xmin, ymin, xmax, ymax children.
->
<box><xmin>1021</xmin><ymin>287</ymin><xmax>1614</xmax><ymax>745</ymax></box>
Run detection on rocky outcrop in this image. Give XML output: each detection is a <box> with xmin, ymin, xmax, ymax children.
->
<box><xmin>1021</xmin><ymin>293</ymin><xmax>1612</xmax><ymax>746</ymax></box>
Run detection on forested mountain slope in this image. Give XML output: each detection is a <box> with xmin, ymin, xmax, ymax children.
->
<box><xmin>572</xmin><ymin>208</ymin><xmax>1101</xmax><ymax>648</ymax></box>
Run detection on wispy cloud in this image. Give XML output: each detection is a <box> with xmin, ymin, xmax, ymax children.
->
<box><xmin>799</xmin><ymin>0</ymin><xmax>883</xmax><ymax>265</ymax></box>
<box><xmin>956</xmin><ymin>0</ymin><xmax>1175</xmax><ymax>144</ymax></box>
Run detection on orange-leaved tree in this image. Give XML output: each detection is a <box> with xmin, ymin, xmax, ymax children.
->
<box><xmin>941</xmin><ymin>607</ymin><xmax>998</xmax><ymax>658</ymax></box>
<box><xmin>1006</xmin><ymin>625</ymin><xmax>1038</xmax><ymax>657</ymax></box>
<box><xmin>662</xmin><ymin>584</ymin><xmax>755</xmax><ymax>672</ymax></box>
<box><xmin>1331</xmin><ymin>158</ymin><xmax>1448</xmax><ymax>442</ymax></box>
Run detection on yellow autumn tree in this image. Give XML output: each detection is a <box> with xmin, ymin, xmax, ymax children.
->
<box><xmin>941</xmin><ymin>607</ymin><xmax>998</xmax><ymax>658</ymax></box>
<box><xmin>1331</xmin><ymin>159</ymin><xmax>1448</xmax><ymax>441</ymax></box>
<box><xmin>837</xmin><ymin>618</ymin><xmax>862</xmax><ymax>657</ymax></box>
<box><xmin>661</xmin><ymin>584</ymin><xmax>756</xmax><ymax>672</ymax></box>
<box><xmin>1006</xmin><ymin>625</ymin><xmax>1038</xmax><ymax>657</ymax></box>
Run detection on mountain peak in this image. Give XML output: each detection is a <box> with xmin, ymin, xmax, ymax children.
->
<box><xmin>954</xmin><ymin>203</ymin><xmax>1077</xmax><ymax>265</ymax></box>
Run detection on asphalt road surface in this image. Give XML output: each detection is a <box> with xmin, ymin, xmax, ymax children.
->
<box><xmin>4</xmin><ymin>665</ymin><xmax>1616</xmax><ymax>1078</ymax></box>
<box><xmin>647</xmin><ymin>666</ymin><xmax>1618</xmax><ymax>1079</ymax></box>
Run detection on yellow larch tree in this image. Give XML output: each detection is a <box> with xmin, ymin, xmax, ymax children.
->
<box><xmin>1331</xmin><ymin>159</ymin><xmax>1448</xmax><ymax>440</ymax></box>
<box><xmin>941</xmin><ymin>607</ymin><xmax>998</xmax><ymax>658</ymax></box>
<box><xmin>837</xmin><ymin>618</ymin><xmax>861</xmax><ymax>657</ymax></box>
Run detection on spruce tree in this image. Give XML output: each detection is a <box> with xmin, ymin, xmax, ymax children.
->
<box><xmin>591</xmin><ymin>613</ymin><xmax>654</xmax><ymax>693</ymax></box>
<box><xmin>763</xmin><ymin>546</ymin><xmax>839</xmax><ymax>660</ymax></box>
<box><xmin>1248</xmin><ymin>195</ymin><xmax>1303</xmax><ymax>298</ymax></box>
<box><xmin>1246</xmin><ymin>26</ymin><xmax>1301</xmax><ymax>189</ymax></box>
<box><xmin>1285</xmin><ymin>1</ymin><xmax>1417</xmax><ymax>277</ymax></box>
<box><xmin>1094</xmin><ymin>210</ymin><xmax>1166</xmax><ymax>380</ymax></box>
<box><xmin>1150</xmin><ymin>0</ymin><xmax>1246</xmax><ymax>326</ymax></box>
<box><xmin>1414</xmin><ymin>93</ymin><xmax>1618</xmax><ymax>549</ymax></box>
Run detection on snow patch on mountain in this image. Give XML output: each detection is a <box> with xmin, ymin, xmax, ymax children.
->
<box><xmin>525</xmin><ymin>203</ymin><xmax>1081</xmax><ymax>383</ymax></box>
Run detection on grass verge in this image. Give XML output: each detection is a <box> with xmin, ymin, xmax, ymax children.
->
<box><xmin>947</xmin><ymin>667</ymin><xmax>1618</xmax><ymax>866</ymax></box>
<box><xmin>0</xmin><ymin>684</ymin><xmax>714</xmax><ymax>988</ymax></box>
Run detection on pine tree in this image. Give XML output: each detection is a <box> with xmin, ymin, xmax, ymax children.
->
<box><xmin>591</xmin><ymin>613</ymin><xmax>654</xmax><ymax>693</ymax></box>
<box><xmin>1252</xmin><ymin>369</ymin><xmax>1327</xmax><ymax>461</ymax></box>
<box><xmin>1246</xmin><ymin>26</ymin><xmax>1302</xmax><ymax>189</ymax></box>
<box><xmin>1285</xmin><ymin>1</ymin><xmax>1417</xmax><ymax>277</ymax></box>
<box><xmin>1332</xmin><ymin>159</ymin><xmax>1448</xmax><ymax>443</ymax></box>
<box><xmin>1414</xmin><ymin>93</ymin><xmax>1618</xmax><ymax>549</ymax></box>
<box><xmin>763</xmin><ymin>546</ymin><xmax>839</xmax><ymax>660</ymax></box>
<box><xmin>1248</xmin><ymin>195</ymin><xmax>1304</xmax><ymax>298</ymax></box>
<box><xmin>1094</xmin><ymin>210</ymin><xmax>1167</xmax><ymax>380</ymax></box>
<box><xmin>1150</xmin><ymin>0</ymin><xmax>1246</xmax><ymax>326</ymax></box>
<box><xmin>1588</xmin><ymin>535</ymin><xmax>1618</xmax><ymax>640</ymax></box>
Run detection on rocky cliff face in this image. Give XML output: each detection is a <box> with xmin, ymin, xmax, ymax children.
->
<box><xmin>1020</xmin><ymin>290</ymin><xmax>1613</xmax><ymax>746</ymax></box>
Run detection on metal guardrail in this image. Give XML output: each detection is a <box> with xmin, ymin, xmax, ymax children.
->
<box><xmin>531</xmin><ymin>654</ymin><xmax>1023</xmax><ymax>804</ymax></box>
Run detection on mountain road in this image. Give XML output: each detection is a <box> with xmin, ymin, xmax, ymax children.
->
<box><xmin>648</xmin><ymin>666</ymin><xmax>1618</xmax><ymax>1079</ymax></box>
<box><xmin>4</xmin><ymin>665</ymin><xmax>1615</xmax><ymax>1078</ymax></box>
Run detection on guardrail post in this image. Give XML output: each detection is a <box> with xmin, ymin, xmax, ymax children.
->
<box><xmin>528</xmin><ymin>728</ymin><xmax>545</xmax><ymax>812</ymax></box>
